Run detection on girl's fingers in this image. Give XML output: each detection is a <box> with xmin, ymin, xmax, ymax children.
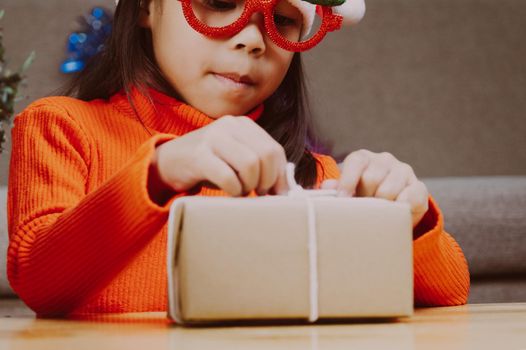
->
<box><xmin>355</xmin><ymin>163</ymin><xmax>390</xmax><ymax>197</ymax></box>
<box><xmin>373</xmin><ymin>163</ymin><xmax>413</xmax><ymax>201</ymax></box>
<box><xmin>337</xmin><ymin>150</ymin><xmax>371</xmax><ymax>197</ymax></box>
<box><xmin>268</xmin><ymin>163</ymin><xmax>290</xmax><ymax>195</ymax></box>
<box><xmin>229</xmin><ymin>117</ymin><xmax>287</xmax><ymax>195</ymax></box>
<box><xmin>200</xmin><ymin>151</ymin><xmax>244</xmax><ymax>196</ymax></box>
<box><xmin>208</xmin><ymin>132</ymin><xmax>261</xmax><ymax>196</ymax></box>
<box><xmin>396</xmin><ymin>181</ymin><xmax>429</xmax><ymax>226</ymax></box>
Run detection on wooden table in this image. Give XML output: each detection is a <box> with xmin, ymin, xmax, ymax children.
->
<box><xmin>1</xmin><ymin>299</ymin><xmax>525</xmax><ymax>349</ymax></box>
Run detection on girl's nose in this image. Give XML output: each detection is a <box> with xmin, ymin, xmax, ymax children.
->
<box><xmin>230</xmin><ymin>13</ymin><xmax>267</xmax><ymax>55</ymax></box>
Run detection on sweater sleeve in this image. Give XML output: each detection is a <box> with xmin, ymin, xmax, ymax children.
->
<box><xmin>312</xmin><ymin>152</ymin><xmax>470</xmax><ymax>306</ymax></box>
<box><xmin>6</xmin><ymin>102</ymin><xmax>184</xmax><ymax>316</ymax></box>
<box><xmin>412</xmin><ymin>196</ymin><xmax>470</xmax><ymax>306</ymax></box>
<box><xmin>313</xmin><ymin>152</ymin><xmax>341</xmax><ymax>186</ymax></box>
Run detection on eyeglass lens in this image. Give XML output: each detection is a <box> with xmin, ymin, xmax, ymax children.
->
<box><xmin>189</xmin><ymin>0</ymin><xmax>322</xmax><ymax>42</ymax></box>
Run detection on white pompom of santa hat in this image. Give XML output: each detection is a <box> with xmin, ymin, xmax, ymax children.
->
<box><xmin>115</xmin><ymin>0</ymin><xmax>365</xmax><ymax>38</ymax></box>
<box><xmin>288</xmin><ymin>0</ymin><xmax>365</xmax><ymax>38</ymax></box>
<box><xmin>333</xmin><ymin>0</ymin><xmax>366</xmax><ymax>25</ymax></box>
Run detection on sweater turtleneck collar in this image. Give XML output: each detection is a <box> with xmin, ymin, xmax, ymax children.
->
<box><xmin>111</xmin><ymin>85</ymin><xmax>265</xmax><ymax>136</ymax></box>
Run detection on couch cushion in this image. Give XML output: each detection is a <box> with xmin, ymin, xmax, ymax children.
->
<box><xmin>423</xmin><ymin>176</ymin><xmax>526</xmax><ymax>277</ymax></box>
<box><xmin>469</xmin><ymin>276</ymin><xmax>526</xmax><ymax>303</ymax></box>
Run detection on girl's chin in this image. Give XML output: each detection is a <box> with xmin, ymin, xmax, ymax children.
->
<box><xmin>197</xmin><ymin>101</ymin><xmax>252</xmax><ymax>119</ymax></box>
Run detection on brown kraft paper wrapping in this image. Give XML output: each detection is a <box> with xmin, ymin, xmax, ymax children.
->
<box><xmin>167</xmin><ymin>195</ymin><xmax>413</xmax><ymax>325</ymax></box>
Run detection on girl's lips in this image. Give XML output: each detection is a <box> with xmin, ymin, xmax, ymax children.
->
<box><xmin>213</xmin><ymin>73</ymin><xmax>255</xmax><ymax>90</ymax></box>
<box><xmin>216</xmin><ymin>72</ymin><xmax>255</xmax><ymax>85</ymax></box>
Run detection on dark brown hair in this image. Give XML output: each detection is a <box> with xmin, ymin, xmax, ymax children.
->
<box><xmin>61</xmin><ymin>0</ymin><xmax>332</xmax><ymax>188</ymax></box>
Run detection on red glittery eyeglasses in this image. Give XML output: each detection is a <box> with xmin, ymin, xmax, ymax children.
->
<box><xmin>177</xmin><ymin>0</ymin><xmax>343</xmax><ymax>52</ymax></box>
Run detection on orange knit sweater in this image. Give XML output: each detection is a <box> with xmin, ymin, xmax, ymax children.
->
<box><xmin>7</xmin><ymin>87</ymin><xmax>470</xmax><ymax>317</ymax></box>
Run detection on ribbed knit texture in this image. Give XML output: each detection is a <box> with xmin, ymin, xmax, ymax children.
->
<box><xmin>7</xmin><ymin>87</ymin><xmax>469</xmax><ymax>317</ymax></box>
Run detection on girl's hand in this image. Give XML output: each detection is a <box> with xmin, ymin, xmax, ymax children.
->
<box><xmin>321</xmin><ymin>149</ymin><xmax>429</xmax><ymax>228</ymax></box>
<box><xmin>151</xmin><ymin>115</ymin><xmax>290</xmax><ymax>198</ymax></box>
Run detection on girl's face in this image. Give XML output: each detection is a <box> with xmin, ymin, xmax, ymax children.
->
<box><xmin>140</xmin><ymin>0</ymin><xmax>296</xmax><ymax>119</ymax></box>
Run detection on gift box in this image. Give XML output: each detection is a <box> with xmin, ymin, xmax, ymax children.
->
<box><xmin>167</xmin><ymin>164</ymin><xmax>414</xmax><ymax>325</ymax></box>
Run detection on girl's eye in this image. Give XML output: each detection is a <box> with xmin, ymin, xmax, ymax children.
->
<box><xmin>273</xmin><ymin>13</ymin><xmax>297</xmax><ymax>27</ymax></box>
<box><xmin>202</xmin><ymin>0</ymin><xmax>236</xmax><ymax>11</ymax></box>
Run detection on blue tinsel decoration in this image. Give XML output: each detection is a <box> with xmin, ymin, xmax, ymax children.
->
<box><xmin>61</xmin><ymin>7</ymin><xmax>113</xmax><ymax>74</ymax></box>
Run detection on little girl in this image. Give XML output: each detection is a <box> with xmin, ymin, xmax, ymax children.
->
<box><xmin>7</xmin><ymin>0</ymin><xmax>469</xmax><ymax>317</ymax></box>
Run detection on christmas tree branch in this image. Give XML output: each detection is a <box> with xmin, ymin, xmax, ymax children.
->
<box><xmin>0</xmin><ymin>9</ymin><xmax>35</xmax><ymax>153</ymax></box>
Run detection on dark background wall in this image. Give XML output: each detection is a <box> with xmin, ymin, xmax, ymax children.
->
<box><xmin>1</xmin><ymin>0</ymin><xmax>525</xmax><ymax>186</ymax></box>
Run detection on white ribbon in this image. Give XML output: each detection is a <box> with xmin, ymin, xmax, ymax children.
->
<box><xmin>285</xmin><ymin>162</ymin><xmax>336</xmax><ymax>323</ymax></box>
